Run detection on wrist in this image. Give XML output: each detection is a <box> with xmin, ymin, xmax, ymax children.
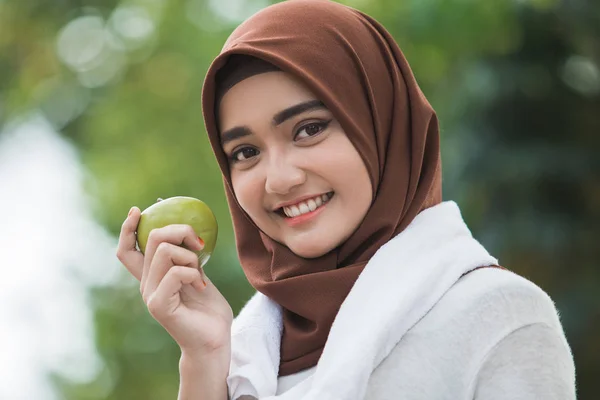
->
<box><xmin>180</xmin><ymin>345</ymin><xmax>231</xmax><ymax>375</ymax></box>
<box><xmin>179</xmin><ymin>347</ymin><xmax>230</xmax><ymax>400</ymax></box>
<box><xmin>181</xmin><ymin>341</ymin><xmax>230</xmax><ymax>361</ymax></box>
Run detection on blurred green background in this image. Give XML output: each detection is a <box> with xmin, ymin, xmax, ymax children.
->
<box><xmin>0</xmin><ymin>0</ymin><xmax>598</xmax><ymax>398</ymax></box>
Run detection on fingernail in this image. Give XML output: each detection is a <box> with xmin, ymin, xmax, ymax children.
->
<box><xmin>128</xmin><ymin>207</ymin><xmax>134</xmax><ymax>217</ymax></box>
<box><xmin>198</xmin><ymin>237</ymin><xmax>205</xmax><ymax>249</ymax></box>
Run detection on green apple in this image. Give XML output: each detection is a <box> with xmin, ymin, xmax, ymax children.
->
<box><xmin>136</xmin><ymin>196</ymin><xmax>218</xmax><ymax>267</ymax></box>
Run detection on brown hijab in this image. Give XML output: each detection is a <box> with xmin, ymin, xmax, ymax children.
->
<box><xmin>201</xmin><ymin>0</ymin><xmax>442</xmax><ymax>376</ymax></box>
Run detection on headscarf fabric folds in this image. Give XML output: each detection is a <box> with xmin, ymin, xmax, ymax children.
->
<box><xmin>201</xmin><ymin>0</ymin><xmax>442</xmax><ymax>376</ymax></box>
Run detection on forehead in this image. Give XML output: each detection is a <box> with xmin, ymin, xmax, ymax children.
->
<box><xmin>218</xmin><ymin>71</ymin><xmax>318</xmax><ymax>127</ymax></box>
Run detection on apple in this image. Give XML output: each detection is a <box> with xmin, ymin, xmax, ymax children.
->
<box><xmin>136</xmin><ymin>196</ymin><xmax>218</xmax><ymax>267</ymax></box>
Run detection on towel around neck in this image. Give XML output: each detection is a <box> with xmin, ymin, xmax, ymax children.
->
<box><xmin>201</xmin><ymin>0</ymin><xmax>442</xmax><ymax>376</ymax></box>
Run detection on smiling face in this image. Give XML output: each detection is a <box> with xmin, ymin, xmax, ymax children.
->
<box><xmin>217</xmin><ymin>71</ymin><xmax>373</xmax><ymax>258</ymax></box>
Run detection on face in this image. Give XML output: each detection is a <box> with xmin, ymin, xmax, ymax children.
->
<box><xmin>218</xmin><ymin>71</ymin><xmax>373</xmax><ymax>259</ymax></box>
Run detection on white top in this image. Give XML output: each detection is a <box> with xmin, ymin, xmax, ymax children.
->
<box><xmin>276</xmin><ymin>268</ymin><xmax>575</xmax><ymax>399</ymax></box>
<box><xmin>226</xmin><ymin>202</ymin><xmax>576</xmax><ymax>400</ymax></box>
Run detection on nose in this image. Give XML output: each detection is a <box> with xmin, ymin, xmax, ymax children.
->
<box><xmin>264</xmin><ymin>155</ymin><xmax>306</xmax><ymax>195</ymax></box>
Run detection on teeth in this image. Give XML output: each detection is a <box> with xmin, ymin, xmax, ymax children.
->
<box><xmin>299</xmin><ymin>203</ymin><xmax>310</xmax><ymax>214</ymax></box>
<box><xmin>290</xmin><ymin>205</ymin><xmax>300</xmax><ymax>217</ymax></box>
<box><xmin>282</xmin><ymin>193</ymin><xmax>332</xmax><ymax>218</ymax></box>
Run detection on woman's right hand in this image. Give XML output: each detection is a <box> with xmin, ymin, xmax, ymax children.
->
<box><xmin>116</xmin><ymin>206</ymin><xmax>234</xmax><ymax>357</ymax></box>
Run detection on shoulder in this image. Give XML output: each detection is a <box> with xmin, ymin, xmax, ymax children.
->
<box><xmin>366</xmin><ymin>268</ymin><xmax>575</xmax><ymax>399</ymax></box>
<box><xmin>367</xmin><ymin>268</ymin><xmax>575</xmax><ymax>399</ymax></box>
<box><xmin>442</xmin><ymin>267</ymin><xmax>563</xmax><ymax>330</ymax></box>
<box><xmin>410</xmin><ymin>267</ymin><xmax>569</xmax><ymax>363</ymax></box>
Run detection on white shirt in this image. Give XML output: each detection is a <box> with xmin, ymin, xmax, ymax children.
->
<box><xmin>227</xmin><ymin>202</ymin><xmax>576</xmax><ymax>400</ymax></box>
<box><xmin>276</xmin><ymin>268</ymin><xmax>575</xmax><ymax>399</ymax></box>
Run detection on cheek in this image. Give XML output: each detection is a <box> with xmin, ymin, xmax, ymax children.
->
<box><xmin>313</xmin><ymin>138</ymin><xmax>372</xmax><ymax>196</ymax></box>
<box><xmin>231</xmin><ymin>170</ymin><xmax>263</xmax><ymax>217</ymax></box>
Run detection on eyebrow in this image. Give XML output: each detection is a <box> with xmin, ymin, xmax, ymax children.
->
<box><xmin>220</xmin><ymin>99</ymin><xmax>327</xmax><ymax>147</ymax></box>
<box><xmin>272</xmin><ymin>99</ymin><xmax>326</xmax><ymax>126</ymax></box>
<box><xmin>220</xmin><ymin>126</ymin><xmax>251</xmax><ymax>147</ymax></box>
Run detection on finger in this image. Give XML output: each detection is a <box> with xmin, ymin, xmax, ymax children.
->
<box><xmin>143</xmin><ymin>242</ymin><xmax>199</xmax><ymax>300</ymax></box>
<box><xmin>198</xmin><ymin>266</ymin><xmax>207</xmax><ymax>289</ymax></box>
<box><xmin>146</xmin><ymin>266</ymin><xmax>205</xmax><ymax>320</ymax></box>
<box><xmin>116</xmin><ymin>206</ymin><xmax>144</xmax><ymax>280</ymax></box>
<box><xmin>141</xmin><ymin>224</ymin><xmax>204</xmax><ymax>290</ymax></box>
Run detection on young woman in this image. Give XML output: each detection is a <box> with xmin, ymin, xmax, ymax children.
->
<box><xmin>117</xmin><ymin>1</ymin><xmax>576</xmax><ymax>399</ymax></box>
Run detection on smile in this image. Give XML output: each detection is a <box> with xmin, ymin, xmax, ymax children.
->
<box><xmin>280</xmin><ymin>192</ymin><xmax>334</xmax><ymax>218</ymax></box>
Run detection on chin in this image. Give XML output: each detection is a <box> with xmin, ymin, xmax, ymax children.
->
<box><xmin>288</xmin><ymin>241</ymin><xmax>334</xmax><ymax>259</ymax></box>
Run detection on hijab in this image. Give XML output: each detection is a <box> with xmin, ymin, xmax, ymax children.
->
<box><xmin>201</xmin><ymin>0</ymin><xmax>442</xmax><ymax>376</ymax></box>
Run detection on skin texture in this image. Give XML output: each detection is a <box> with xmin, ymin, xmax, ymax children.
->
<box><xmin>218</xmin><ymin>71</ymin><xmax>373</xmax><ymax>259</ymax></box>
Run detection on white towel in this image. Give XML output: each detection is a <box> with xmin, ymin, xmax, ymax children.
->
<box><xmin>227</xmin><ymin>201</ymin><xmax>498</xmax><ymax>400</ymax></box>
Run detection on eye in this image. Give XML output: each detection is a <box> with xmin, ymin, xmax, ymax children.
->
<box><xmin>230</xmin><ymin>146</ymin><xmax>259</xmax><ymax>162</ymax></box>
<box><xmin>294</xmin><ymin>121</ymin><xmax>331</xmax><ymax>140</ymax></box>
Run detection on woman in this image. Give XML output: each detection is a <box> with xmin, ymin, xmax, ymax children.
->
<box><xmin>117</xmin><ymin>0</ymin><xmax>576</xmax><ymax>399</ymax></box>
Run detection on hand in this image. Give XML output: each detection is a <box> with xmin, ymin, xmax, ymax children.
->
<box><xmin>116</xmin><ymin>205</ymin><xmax>233</xmax><ymax>357</ymax></box>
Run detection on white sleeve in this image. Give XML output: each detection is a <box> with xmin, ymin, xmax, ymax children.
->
<box><xmin>474</xmin><ymin>322</ymin><xmax>576</xmax><ymax>400</ymax></box>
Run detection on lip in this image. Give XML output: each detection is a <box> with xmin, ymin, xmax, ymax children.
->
<box><xmin>282</xmin><ymin>198</ymin><xmax>329</xmax><ymax>227</ymax></box>
<box><xmin>271</xmin><ymin>192</ymin><xmax>331</xmax><ymax>211</ymax></box>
